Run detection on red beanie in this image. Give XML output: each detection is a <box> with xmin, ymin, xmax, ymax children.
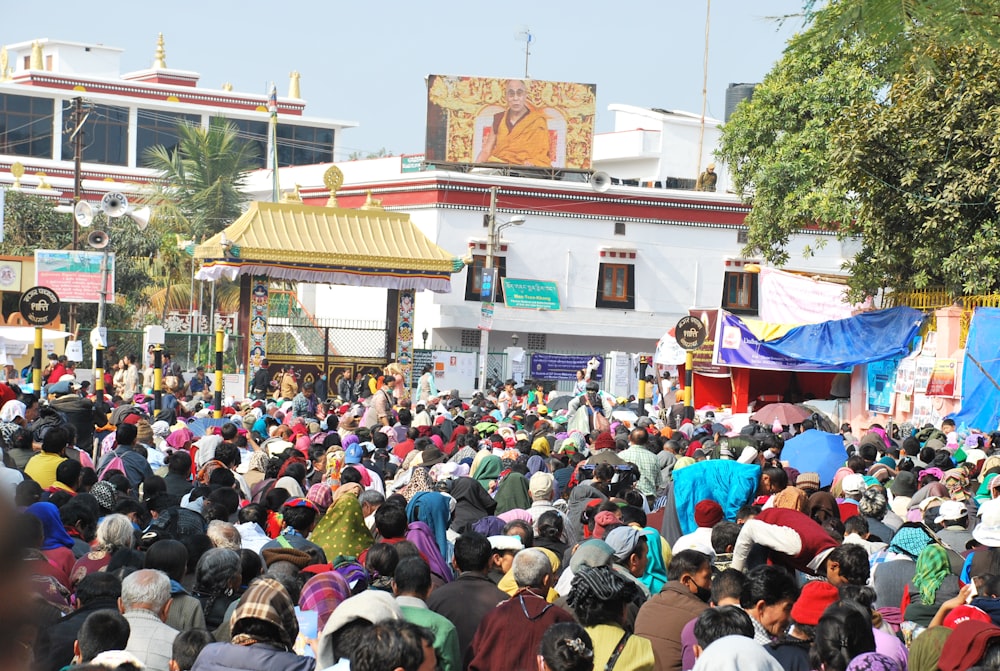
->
<box><xmin>939</xmin><ymin>620</ymin><xmax>1000</xmax><ymax>671</ymax></box>
<box><xmin>693</xmin><ymin>500</ymin><xmax>723</xmax><ymax>528</ymax></box>
<box><xmin>593</xmin><ymin>432</ymin><xmax>617</xmax><ymax>451</ymax></box>
<box><xmin>790</xmin><ymin>580</ymin><xmax>839</xmax><ymax>626</ymax></box>
<box><xmin>593</xmin><ymin>510</ymin><xmax>619</xmax><ymax>539</ymax></box>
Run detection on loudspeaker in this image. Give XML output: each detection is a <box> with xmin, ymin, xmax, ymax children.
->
<box><xmin>591</xmin><ymin>171</ymin><xmax>611</xmax><ymax>193</ymax></box>
<box><xmin>101</xmin><ymin>192</ymin><xmax>128</xmax><ymax>218</ymax></box>
<box><xmin>129</xmin><ymin>206</ymin><xmax>151</xmax><ymax>231</ymax></box>
<box><xmin>74</xmin><ymin>200</ymin><xmax>94</xmax><ymax>228</ymax></box>
<box><xmin>87</xmin><ymin>230</ymin><xmax>109</xmax><ymax>249</ymax></box>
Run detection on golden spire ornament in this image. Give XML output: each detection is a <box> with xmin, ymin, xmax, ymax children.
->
<box><xmin>153</xmin><ymin>33</ymin><xmax>167</xmax><ymax>69</ymax></box>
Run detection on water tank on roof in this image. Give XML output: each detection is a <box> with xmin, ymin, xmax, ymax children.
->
<box><xmin>725</xmin><ymin>83</ymin><xmax>757</xmax><ymax>122</ymax></box>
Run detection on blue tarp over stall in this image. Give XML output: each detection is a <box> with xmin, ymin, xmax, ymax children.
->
<box><xmin>764</xmin><ymin>306</ymin><xmax>926</xmax><ymax>369</ymax></box>
<box><xmin>950</xmin><ymin>308</ymin><xmax>1000</xmax><ymax>432</ymax></box>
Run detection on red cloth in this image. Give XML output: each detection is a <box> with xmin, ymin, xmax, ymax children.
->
<box><xmin>393</xmin><ymin>439</ymin><xmax>415</xmax><ymax>461</ymax></box>
<box><xmin>939</xmin><ymin>620</ymin><xmax>1000</xmax><ymax>671</ymax></box>
<box><xmin>47</xmin><ymin>364</ymin><xmax>66</xmax><ymax>385</ymax></box>
<box><xmin>748</xmin><ymin>507</ymin><xmax>839</xmax><ymax>575</ymax></box>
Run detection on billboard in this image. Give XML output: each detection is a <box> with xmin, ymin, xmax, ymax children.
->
<box><xmin>425</xmin><ymin>74</ymin><xmax>597</xmax><ymax>169</ymax></box>
<box><xmin>35</xmin><ymin>250</ymin><xmax>115</xmax><ymax>304</ymax></box>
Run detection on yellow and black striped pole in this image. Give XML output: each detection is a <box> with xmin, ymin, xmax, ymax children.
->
<box><xmin>213</xmin><ymin>329</ymin><xmax>224</xmax><ymax>418</ymax></box>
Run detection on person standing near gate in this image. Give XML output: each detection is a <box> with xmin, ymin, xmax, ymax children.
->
<box><xmin>279</xmin><ymin>365</ymin><xmax>298</xmax><ymax>401</ymax></box>
<box><xmin>251</xmin><ymin>359</ymin><xmax>271</xmax><ymax>399</ymax></box>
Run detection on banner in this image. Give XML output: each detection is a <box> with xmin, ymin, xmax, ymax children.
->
<box><xmin>35</xmin><ymin>249</ymin><xmax>115</xmax><ymax>304</ymax></box>
<box><xmin>867</xmin><ymin>358</ymin><xmax>900</xmax><ymax>413</ymax></box>
<box><xmin>530</xmin><ymin>353</ymin><xmax>604</xmax><ymax>381</ymax></box>
<box><xmin>691</xmin><ymin>308</ymin><xmax>729</xmax><ymax>377</ymax></box>
<box><xmin>715</xmin><ymin>311</ymin><xmax>850</xmax><ymax>372</ymax></box>
<box><xmin>926</xmin><ymin>358</ymin><xmax>958</xmax><ymax>397</ymax></box>
<box><xmin>758</xmin><ymin>266</ymin><xmax>871</xmax><ymax>324</ymax></box>
<box><xmin>425</xmin><ymin>74</ymin><xmax>596</xmax><ymax>169</ymax></box>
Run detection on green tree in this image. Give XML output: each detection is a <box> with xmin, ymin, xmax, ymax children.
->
<box><xmin>0</xmin><ymin>190</ymin><xmax>160</xmax><ymax>328</ymax></box>
<box><xmin>832</xmin><ymin>42</ymin><xmax>1000</xmax><ymax>296</ymax></box>
<box><xmin>143</xmin><ymin>118</ymin><xmax>258</xmax><ymax>241</ymax></box>
<box><xmin>142</xmin><ymin>119</ymin><xmax>257</xmax><ymax>317</ymax></box>
<box><xmin>717</xmin><ymin>8</ymin><xmax>889</xmax><ymax>266</ymax></box>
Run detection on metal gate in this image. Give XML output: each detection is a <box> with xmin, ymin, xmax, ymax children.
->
<box><xmin>264</xmin><ymin>318</ymin><xmax>390</xmax><ymax>399</ymax></box>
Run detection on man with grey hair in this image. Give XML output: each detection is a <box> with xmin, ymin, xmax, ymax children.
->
<box><xmin>466</xmin><ymin>549</ymin><xmax>573</xmax><ymax>671</ymax></box>
<box><xmin>359</xmin><ymin>489</ymin><xmax>385</xmax><ymax>533</ymax></box>
<box><xmin>206</xmin><ymin>520</ymin><xmax>242</xmax><ymax>552</ymax></box>
<box><xmin>119</xmin><ymin>568</ymin><xmax>178</xmax><ymax>671</ymax></box>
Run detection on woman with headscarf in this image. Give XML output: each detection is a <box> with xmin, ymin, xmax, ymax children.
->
<box><xmin>310</xmin><ymin>491</ymin><xmax>374</xmax><ymax>562</ymax></box>
<box><xmin>448</xmin><ymin>476</ymin><xmax>498</xmax><ymax>533</ymax></box>
<box><xmin>566</xmin><ymin>565</ymin><xmax>655</xmax><ymax>671</ymax></box>
<box><xmin>904</xmin><ymin>544</ymin><xmax>960</xmax><ymax>626</ymax></box>
<box><xmin>406</xmin><ymin>520</ymin><xmax>453</xmax><ymax>584</ymax></box>
<box><xmin>26</xmin><ymin>501</ymin><xmax>76</xmax><ymax>588</ymax></box>
<box><xmin>298</xmin><ymin>571</ymin><xmax>352</xmax><ymax>632</ymax></box>
<box><xmin>472</xmin><ymin>453</ymin><xmax>502</xmax><ymax>494</ymax></box>
<box><xmin>0</xmin><ymin>399</ymin><xmax>26</xmax><ymax>448</ymax></box>
<box><xmin>406</xmin><ymin>491</ymin><xmax>452</xmax><ymax>564</ymax></box>
<box><xmin>243</xmin><ymin>451</ymin><xmax>271</xmax><ymax>490</ymax></box>
<box><xmin>191</xmin><ymin>577</ymin><xmax>314</xmax><ymax>671</ymax></box>
<box><xmin>807</xmin><ymin>491</ymin><xmax>842</xmax><ymax>526</ymax></box>
<box><xmin>398</xmin><ymin>465</ymin><xmax>434</xmax><ymax>501</ymax></box>
<box><xmin>494</xmin><ymin>472</ymin><xmax>531</xmax><ymax>515</ymax></box>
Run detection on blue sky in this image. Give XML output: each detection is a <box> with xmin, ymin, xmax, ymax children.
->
<box><xmin>10</xmin><ymin>0</ymin><xmax>807</xmax><ymax>158</ymax></box>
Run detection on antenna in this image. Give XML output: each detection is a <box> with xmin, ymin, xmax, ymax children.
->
<box><xmin>515</xmin><ymin>26</ymin><xmax>532</xmax><ymax>78</ymax></box>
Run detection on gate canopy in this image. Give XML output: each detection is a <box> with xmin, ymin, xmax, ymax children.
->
<box><xmin>194</xmin><ymin>201</ymin><xmax>458</xmax><ymax>293</ymax></box>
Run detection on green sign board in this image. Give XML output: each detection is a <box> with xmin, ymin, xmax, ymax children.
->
<box><xmin>400</xmin><ymin>155</ymin><xmax>425</xmax><ymax>173</ymax></box>
<box><xmin>502</xmin><ymin>278</ymin><xmax>561</xmax><ymax>310</ymax></box>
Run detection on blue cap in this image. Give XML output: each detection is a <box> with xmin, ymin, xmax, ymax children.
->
<box><xmin>344</xmin><ymin>443</ymin><xmax>364</xmax><ymax>464</ymax></box>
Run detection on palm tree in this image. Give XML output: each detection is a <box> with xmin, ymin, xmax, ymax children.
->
<box><xmin>144</xmin><ymin>118</ymin><xmax>259</xmax><ymax>241</ymax></box>
<box><xmin>142</xmin><ymin>119</ymin><xmax>258</xmax><ymax>319</ymax></box>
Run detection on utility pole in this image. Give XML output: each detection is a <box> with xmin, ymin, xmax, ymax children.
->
<box><xmin>477</xmin><ymin>187</ymin><xmax>498</xmax><ymax>392</ymax></box>
<box><xmin>69</xmin><ymin>97</ymin><xmax>84</xmax><ymax>333</ymax></box>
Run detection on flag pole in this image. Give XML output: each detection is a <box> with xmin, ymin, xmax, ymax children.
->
<box><xmin>268</xmin><ymin>83</ymin><xmax>280</xmax><ymax>202</ymax></box>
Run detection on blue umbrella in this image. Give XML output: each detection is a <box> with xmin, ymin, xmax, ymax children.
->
<box><xmin>185</xmin><ymin>417</ymin><xmax>231</xmax><ymax>437</ymax></box>
<box><xmin>781</xmin><ymin>430</ymin><xmax>848</xmax><ymax>487</ymax></box>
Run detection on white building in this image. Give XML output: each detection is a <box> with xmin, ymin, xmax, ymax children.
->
<box><xmin>0</xmin><ymin>37</ymin><xmax>355</xmax><ymax>200</ymax></box>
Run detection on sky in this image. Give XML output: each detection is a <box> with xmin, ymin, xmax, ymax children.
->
<box><xmin>8</xmin><ymin>0</ymin><xmax>808</xmax><ymax>158</ymax></box>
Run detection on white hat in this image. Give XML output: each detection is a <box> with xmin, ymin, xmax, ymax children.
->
<box><xmin>842</xmin><ymin>473</ymin><xmax>867</xmax><ymax>496</ymax></box>
<box><xmin>974</xmin><ymin>499</ymin><xmax>1000</xmax><ymax>548</ymax></box>
<box><xmin>935</xmin><ymin>500</ymin><xmax>968</xmax><ymax>526</ymax></box>
<box><xmin>737</xmin><ymin>446</ymin><xmax>758</xmax><ymax>464</ymax></box>
<box><xmin>488</xmin><ymin>535</ymin><xmax>524</xmax><ymax>552</ymax></box>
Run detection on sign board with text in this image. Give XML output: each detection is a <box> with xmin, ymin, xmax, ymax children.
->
<box><xmin>35</xmin><ymin>250</ymin><xmax>114</xmax><ymax>304</ymax></box>
<box><xmin>502</xmin><ymin>278</ymin><xmax>561</xmax><ymax>310</ymax></box>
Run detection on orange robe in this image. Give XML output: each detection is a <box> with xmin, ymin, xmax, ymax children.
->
<box><xmin>487</xmin><ymin>107</ymin><xmax>551</xmax><ymax>167</ymax></box>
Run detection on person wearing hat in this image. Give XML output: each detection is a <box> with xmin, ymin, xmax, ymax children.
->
<box><xmin>673</xmin><ymin>501</ymin><xmax>723</xmax><ymax>557</ymax></box>
<box><xmin>185</xmin><ymin>366</ymin><xmax>212</xmax><ymax>401</ymax></box>
<box><xmin>936</xmin><ymin>501</ymin><xmax>973</xmax><ymax>551</ymax></box>
<box><xmin>768</xmin><ymin>579</ymin><xmax>840</xmax><ymax>669</ymax></box>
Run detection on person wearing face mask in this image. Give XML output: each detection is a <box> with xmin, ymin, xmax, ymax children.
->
<box><xmin>634</xmin><ymin>549</ymin><xmax>712</xmax><ymax>671</ymax></box>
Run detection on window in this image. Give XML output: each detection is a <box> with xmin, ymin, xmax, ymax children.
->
<box><xmin>526</xmin><ymin>333</ymin><xmax>547</xmax><ymax>350</ymax></box>
<box><xmin>461</xmin><ymin>330</ymin><xmax>482</xmax><ymax>347</ymax></box>
<box><xmin>62</xmin><ymin>103</ymin><xmax>128</xmax><ymax>165</ymax></box>
<box><xmin>464</xmin><ymin>255</ymin><xmax>507</xmax><ymax>303</ymax></box>
<box><xmin>596</xmin><ymin>263</ymin><xmax>635</xmax><ymax>309</ymax></box>
<box><xmin>136</xmin><ymin>109</ymin><xmax>200</xmax><ymax>163</ymax></box>
<box><xmin>722</xmin><ymin>271</ymin><xmax>759</xmax><ymax>314</ymax></box>
<box><xmin>277</xmin><ymin>124</ymin><xmax>335</xmax><ymax>166</ymax></box>
<box><xmin>0</xmin><ymin>94</ymin><xmax>53</xmax><ymax>158</ymax></box>
<box><xmin>212</xmin><ymin>117</ymin><xmax>268</xmax><ymax>168</ymax></box>
<box><xmin>614</xmin><ymin>221</ymin><xmax>626</xmax><ymax>236</ymax></box>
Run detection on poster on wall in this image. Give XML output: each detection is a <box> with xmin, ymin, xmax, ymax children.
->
<box><xmin>895</xmin><ymin>358</ymin><xmax>916</xmax><ymax>395</ymax></box>
<box><xmin>425</xmin><ymin>74</ymin><xmax>597</xmax><ymax>169</ymax></box>
<box><xmin>914</xmin><ymin>357</ymin><xmax>935</xmax><ymax>394</ymax></box>
<box><xmin>432</xmin><ymin>351</ymin><xmax>477</xmax><ymax>395</ymax></box>
<box><xmin>926</xmin><ymin>358</ymin><xmax>958</xmax><ymax>397</ymax></box>
<box><xmin>867</xmin><ymin>358</ymin><xmax>900</xmax><ymax>414</ymax></box>
<box><xmin>912</xmin><ymin>395</ymin><xmax>938</xmax><ymax>427</ymax></box>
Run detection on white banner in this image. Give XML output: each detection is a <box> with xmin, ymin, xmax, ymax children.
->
<box><xmin>758</xmin><ymin>267</ymin><xmax>870</xmax><ymax>324</ymax></box>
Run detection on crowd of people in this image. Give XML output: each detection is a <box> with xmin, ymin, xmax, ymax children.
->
<box><xmin>2</xmin><ymin>360</ymin><xmax>1000</xmax><ymax>671</ymax></box>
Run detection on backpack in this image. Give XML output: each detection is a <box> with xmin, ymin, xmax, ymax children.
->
<box><xmin>99</xmin><ymin>451</ymin><xmax>126</xmax><ymax>480</ymax></box>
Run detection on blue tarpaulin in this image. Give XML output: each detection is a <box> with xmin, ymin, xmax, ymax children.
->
<box><xmin>763</xmin><ymin>306</ymin><xmax>925</xmax><ymax>369</ymax></box>
<box><xmin>950</xmin><ymin>308</ymin><xmax>1000</xmax><ymax>432</ymax></box>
